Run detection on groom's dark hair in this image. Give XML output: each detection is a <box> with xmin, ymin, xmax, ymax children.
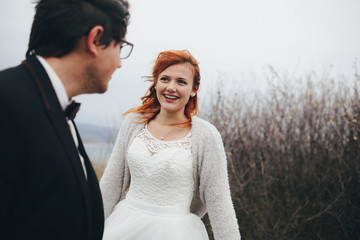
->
<box><xmin>26</xmin><ymin>0</ymin><xmax>130</xmax><ymax>58</ymax></box>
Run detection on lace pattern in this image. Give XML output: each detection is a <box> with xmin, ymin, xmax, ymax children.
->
<box><xmin>126</xmin><ymin>126</ymin><xmax>194</xmax><ymax>207</ymax></box>
<box><xmin>138</xmin><ymin>125</ymin><xmax>192</xmax><ymax>155</ymax></box>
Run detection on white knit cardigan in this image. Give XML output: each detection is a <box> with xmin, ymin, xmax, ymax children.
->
<box><xmin>100</xmin><ymin>113</ymin><xmax>241</xmax><ymax>240</ymax></box>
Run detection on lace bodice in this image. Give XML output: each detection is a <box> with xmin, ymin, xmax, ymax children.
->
<box><xmin>126</xmin><ymin>126</ymin><xmax>194</xmax><ymax>208</ymax></box>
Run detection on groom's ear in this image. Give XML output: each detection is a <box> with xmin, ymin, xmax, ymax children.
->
<box><xmin>87</xmin><ymin>25</ymin><xmax>104</xmax><ymax>56</ymax></box>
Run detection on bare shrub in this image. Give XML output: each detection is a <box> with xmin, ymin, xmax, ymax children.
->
<box><xmin>200</xmin><ymin>66</ymin><xmax>360</xmax><ymax>239</ymax></box>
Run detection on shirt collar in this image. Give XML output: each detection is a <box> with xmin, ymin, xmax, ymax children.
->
<box><xmin>36</xmin><ymin>55</ymin><xmax>70</xmax><ymax>110</ymax></box>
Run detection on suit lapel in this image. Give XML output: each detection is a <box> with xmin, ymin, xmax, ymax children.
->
<box><xmin>73</xmin><ymin>121</ymin><xmax>105</xmax><ymax>237</ymax></box>
<box><xmin>23</xmin><ymin>55</ymin><xmax>93</xmax><ymax>237</ymax></box>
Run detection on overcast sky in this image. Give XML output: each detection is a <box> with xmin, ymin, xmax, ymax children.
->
<box><xmin>1</xmin><ymin>0</ymin><xmax>359</xmax><ymax>127</ymax></box>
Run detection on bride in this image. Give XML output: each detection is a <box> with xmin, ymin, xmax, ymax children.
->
<box><xmin>100</xmin><ymin>50</ymin><xmax>241</xmax><ymax>240</ymax></box>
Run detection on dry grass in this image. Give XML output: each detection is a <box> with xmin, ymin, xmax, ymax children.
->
<box><xmin>200</xmin><ymin>65</ymin><xmax>360</xmax><ymax>239</ymax></box>
<box><xmin>92</xmin><ymin>162</ymin><xmax>107</xmax><ymax>181</ymax></box>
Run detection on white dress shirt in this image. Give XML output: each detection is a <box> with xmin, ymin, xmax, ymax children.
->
<box><xmin>36</xmin><ymin>55</ymin><xmax>87</xmax><ymax>179</ymax></box>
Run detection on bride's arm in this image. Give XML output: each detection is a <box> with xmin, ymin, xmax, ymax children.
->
<box><xmin>200</xmin><ymin>122</ymin><xmax>241</xmax><ymax>240</ymax></box>
<box><xmin>100</xmin><ymin>114</ymin><xmax>133</xmax><ymax>219</ymax></box>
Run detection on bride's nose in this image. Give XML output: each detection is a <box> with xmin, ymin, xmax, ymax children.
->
<box><xmin>166</xmin><ymin>82</ymin><xmax>176</xmax><ymax>92</ymax></box>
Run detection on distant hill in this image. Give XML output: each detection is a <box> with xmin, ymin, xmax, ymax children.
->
<box><xmin>76</xmin><ymin>122</ymin><xmax>119</xmax><ymax>143</ymax></box>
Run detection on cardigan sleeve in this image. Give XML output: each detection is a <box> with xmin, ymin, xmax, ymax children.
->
<box><xmin>199</xmin><ymin>123</ymin><xmax>241</xmax><ymax>240</ymax></box>
<box><xmin>100</xmin><ymin>114</ymin><xmax>132</xmax><ymax>219</ymax></box>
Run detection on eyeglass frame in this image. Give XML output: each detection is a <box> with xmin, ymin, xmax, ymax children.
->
<box><xmin>119</xmin><ymin>39</ymin><xmax>134</xmax><ymax>59</ymax></box>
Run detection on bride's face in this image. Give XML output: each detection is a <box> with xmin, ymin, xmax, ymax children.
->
<box><xmin>155</xmin><ymin>63</ymin><xmax>197</xmax><ymax>116</ymax></box>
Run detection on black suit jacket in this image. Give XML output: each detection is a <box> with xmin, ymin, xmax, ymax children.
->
<box><xmin>0</xmin><ymin>55</ymin><xmax>104</xmax><ymax>240</ymax></box>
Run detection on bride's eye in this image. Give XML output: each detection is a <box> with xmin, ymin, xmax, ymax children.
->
<box><xmin>178</xmin><ymin>79</ymin><xmax>187</xmax><ymax>85</ymax></box>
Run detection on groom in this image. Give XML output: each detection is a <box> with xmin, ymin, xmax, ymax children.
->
<box><xmin>0</xmin><ymin>0</ymin><xmax>132</xmax><ymax>239</ymax></box>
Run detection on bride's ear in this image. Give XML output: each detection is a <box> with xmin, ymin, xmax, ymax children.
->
<box><xmin>192</xmin><ymin>85</ymin><xmax>199</xmax><ymax>97</ymax></box>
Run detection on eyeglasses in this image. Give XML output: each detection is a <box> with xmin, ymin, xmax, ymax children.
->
<box><xmin>120</xmin><ymin>40</ymin><xmax>134</xmax><ymax>59</ymax></box>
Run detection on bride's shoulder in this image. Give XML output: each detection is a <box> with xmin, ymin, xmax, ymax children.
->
<box><xmin>191</xmin><ymin>116</ymin><xmax>222</xmax><ymax>141</ymax></box>
<box><xmin>122</xmin><ymin>112</ymin><xmax>144</xmax><ymax>125</ymax></box>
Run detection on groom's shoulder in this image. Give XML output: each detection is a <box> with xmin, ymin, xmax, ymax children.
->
<box><xmin>0</xmin><ymin>63</ymin><xmax>27</xmax><ymax>79</ymax></box>
<box><xmin>0</xmin><ymin>63</ymin><xmax>30</xmax><ymax>92</ymax></box>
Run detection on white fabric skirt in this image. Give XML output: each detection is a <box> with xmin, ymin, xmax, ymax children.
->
<box><xmin>103</xmin><ymin>197</ymin><xmax>209</xmax><ymax>240</ymax></box>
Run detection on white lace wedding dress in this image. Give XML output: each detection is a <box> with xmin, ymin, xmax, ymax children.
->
<box><xmin>102</xmin><ymin>125</ymin><xmax>209</xmax><ymax>240</ymax></box>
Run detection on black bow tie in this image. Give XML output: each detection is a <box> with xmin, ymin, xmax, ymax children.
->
<box><xmin>64</xmin><ymin>101</ymin><xmax>81</xmax><ymax>120</ymax></box>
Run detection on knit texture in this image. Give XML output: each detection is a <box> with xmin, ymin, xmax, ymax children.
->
<box><xmin>100</xmin><ymin>113</ymin><xmax>241</xmax><ymax>240</ymax></box>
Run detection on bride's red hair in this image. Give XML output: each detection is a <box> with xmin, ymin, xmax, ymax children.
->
<box><xmin>125</xmin><ymin>50</ymin><xmax>200</xmax><ymax>127</ymax></box>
